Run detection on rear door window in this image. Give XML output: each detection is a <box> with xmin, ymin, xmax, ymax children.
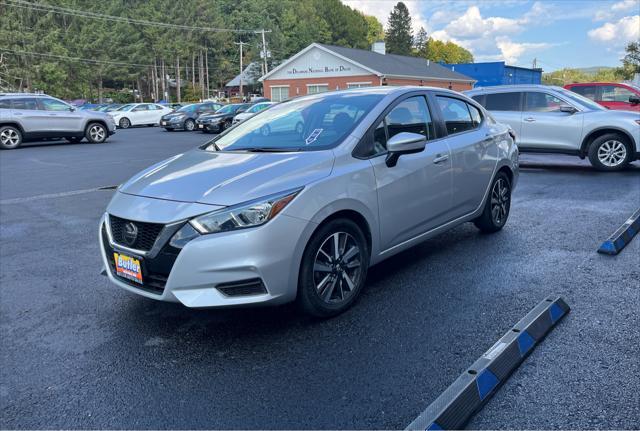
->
<box><xmin>484</xmin><ymin>92</ymin><xmax>522</xmax><ymax>111</ymax></box>
<box><xmin>570</xmin><ymin>85</ymin><xmax>597</xmax><ymax>100</ymax></box>
<box><xmin>600</xmin><ymin>85</ymin><xmax>635</xmax><ymax>102</ymax></box>
<box><xmin>11</xmin><ymin>98</ymin><xmax>39</xmax><ymax>110</ymax></box>
<box><xmin>0</xmin><ymin>99</ymin><xmax>12</xmax><ymax>109</ymax></box>
<box><xmin>436</xmin><ymin>96</ymin><xmax>476</xmax><ymax>135</ymax></box>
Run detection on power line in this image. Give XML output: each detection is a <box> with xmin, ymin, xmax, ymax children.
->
<box><xmin>2</xmin><ymin>0</ymin><xmax>270</xmax><ymax>34</ymax></box>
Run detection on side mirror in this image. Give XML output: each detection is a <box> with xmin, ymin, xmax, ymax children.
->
<box><xmin>68</xmin><ymin>106</ymin><xmax>76</xmax><ymax>112</ymax></box>
<box><xmin>559</xmin><ymin>105</ymin><xmax>577</xmax><ymax>114</ymax></box>
<box><xmin>385</xmin><ymin>132</ymin><xmax>426</xmax><ymax>167</ymax></box>
<box><xmin>629</xmin><ymin>96</ymin><xmax>640</xmax><ymax>105</ymax></box>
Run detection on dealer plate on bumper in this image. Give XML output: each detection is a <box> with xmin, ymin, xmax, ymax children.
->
<box><xmin>198</xmin><ymin>124</ymin><xmax>204</xmax><ymax>128</ymax></box>
<box><xmin>113</xmin><ymin>253</ymin><xmax>143</xmax><ymax>284</ymax></box>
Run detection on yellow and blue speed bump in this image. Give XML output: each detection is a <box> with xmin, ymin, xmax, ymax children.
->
<box><xmin>406</xmin><ymin>296</ymin><xmax>570</xmax><ymax>431</ymax></box>
<box><xmin>598</xmin><ymin>208</ymin><xmax>640</xmax><ymax>255</ymax></box>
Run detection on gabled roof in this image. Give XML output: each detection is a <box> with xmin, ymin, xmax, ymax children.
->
<box><xmin>260</xmin><ymin>43</ymin><xmax>474</xmax><ymax>83</ymax></box>
<box><xmin>226</xmin><ymin>62</ymin><xmax>261</xmax><ymax>87</ymax></box>
<box><xmin>317</xmin><ymin>44</ymin><xmax>473</xmax><ymax>82</ymax></box>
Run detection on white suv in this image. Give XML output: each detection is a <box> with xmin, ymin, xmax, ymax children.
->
<box><xmin>0</xmin><ymin>93</ymin><xmax>116</xmax><ymax>149</ymax></box>
<box><xmin>466</xmin><ymin>85</ymin><xmax>640</xmax><ymax>170</ymax></box>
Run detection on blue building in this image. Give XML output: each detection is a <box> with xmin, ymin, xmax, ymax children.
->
<box><xmin>440</xmin><ymin>61</ymin><xmax>542</xmax><ymax>88</ymax></box>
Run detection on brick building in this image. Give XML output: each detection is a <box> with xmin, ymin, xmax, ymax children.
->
<box><xmin>259</xmin><ymin>42</ymin><xmax>475</xmax><ymax>102</ymax></box>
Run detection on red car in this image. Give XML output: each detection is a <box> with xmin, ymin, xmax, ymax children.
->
<box><xmin>564</xmin><ymin>82</ymin><xmax>640</xmax><ymax>111</ymax></box>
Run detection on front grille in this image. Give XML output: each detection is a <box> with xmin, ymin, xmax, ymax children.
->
<box><xmin>102</xmin><ymin>225</ymin><xmax>179</xmax><ymax>295</ymax></box>
<box><xmin>216</xmin><ymin>279</ymin><xmax>267</xmax><ymax>297</ymax></box>
<box><xmin>109</xmin><ymin>215</ymin><xmax>164</xmax><ymax>251</ymax></box>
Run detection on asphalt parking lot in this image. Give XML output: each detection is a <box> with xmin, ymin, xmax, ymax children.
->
<box><xmin>1</xmin><ymin>127</ymin><xmax>639</xmax><ymax>429</ymax></box>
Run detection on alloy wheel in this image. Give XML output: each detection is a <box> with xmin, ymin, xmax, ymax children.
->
<box><xmin>597</xmin><ymin>140</ymin><xmax>626</xmax><ymax>167</ymax></box>
<box><xmin>313</xmin><ymin>232</ymin><xmax>362</xmax><ymax>304</ymax></box>
<box><xmin>0</xmin><ymin>128</ymin><xmax>20</xmax><ymax>147</ymax></box>
<box><xmin>185</xmin><ymin>119</ymin><xmax>195</xmax><ymax>131</ymax></box>
<box><xmin>490</xmin><ymin>178</ymin><xmax>509</xmax><ymax>225</ymax></box>
<box><xmin>89</xmin><ymin>125</ymin><xmax>106</xmax><ymax>142</ymax></box>
<box><xmin>119</xmin><ymin>118</ymin><xmax>130</xmax><ymax>129</ymax></box>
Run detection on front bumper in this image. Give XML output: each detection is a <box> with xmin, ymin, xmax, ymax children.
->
<box><xmin>196</xmin><ymin>120</ymin><xmax>222</xmax><ymax>132</ymax></box>
<box><xmin>99</xmin><ymin>193</ymin><xmax>314</xmax><ymax>308</ymax></box>
<box><xmin>161</xmin><ymin>117</ymin><xmax>186</xmax><ymax>129</ymax></box>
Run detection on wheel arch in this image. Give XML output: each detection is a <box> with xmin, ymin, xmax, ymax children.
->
<box><xmin>0</xmin><ymin>122</ymin><xmax>25</xmax><ymax>134</ymax></box>
<box><xmin>580</xmin><ymin>127</ymin><xmax>637</xmax><ymax>156</ymax></box>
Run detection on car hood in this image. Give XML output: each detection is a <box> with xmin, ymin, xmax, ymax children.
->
<box><xmin>162</xmin><ymin>112</ymin><xmax>186</xmax><ymax>119</ymax></box>
<box><xmin>119</xmin><ymin>149</ymin><xmax>335</xmax><ymax>206</ymax></box>
<box><xmin>200</xmin><ymin>113</ymin><xmax>228</xmax><ymax>120</ymax></box>
<box><xmin>588</xmin><ymin>109</ymin><xmax>640</xmax><ymax>119</ymax></box>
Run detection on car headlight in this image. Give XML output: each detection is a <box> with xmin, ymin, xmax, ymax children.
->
<box><xmin>189</xmin><ymin>188</ymin><xmax>302</xmax><ymax>234</ymax></box>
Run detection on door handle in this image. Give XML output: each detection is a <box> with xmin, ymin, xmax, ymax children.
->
<box><xmin>433</xmin><ymin>154</ymin><xmax>449</xmax><ymax>164</ymax></box>
<box><xmin>524</xmin><ymin>117</ymin><xmax>535</xmax><ymax>122</ymax></box>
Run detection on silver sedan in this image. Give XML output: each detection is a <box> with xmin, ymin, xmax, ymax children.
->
<box><xmin>99</xmin><ymin>86</ymin><xmax>518</xmax><ymax>317</ymax></box>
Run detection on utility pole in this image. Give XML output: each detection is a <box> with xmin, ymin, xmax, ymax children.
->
<box><xmin>257</xmin><ymin>29</ymin><xmax>272</xmax><ymax>75</ymax></box>
<box><xmin>235</xmin><ymin>41</ymin><xmax>248</xmax><ymax>100</ymax></box>
<box><xmin>532</xmin><ymin>58</ymin><xmax>537</xmax><ymax>69</ymax></box>
<box><xmin>176</xmin><ymin>56</ymin><xmax>181</xmax><ymax>104</ymax></box>
<box><xmin>205</xmin><ymin>48</ymin><xmax>210</xmax><ymax>100</ymax></box>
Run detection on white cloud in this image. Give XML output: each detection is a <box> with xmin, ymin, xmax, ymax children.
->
<box><xmin>341</xmin><ymin>0</ymin><xmax>429</xmax><ymax>33</ymax></box>
<box><xmin>612</xmin><ymin>0</ymin><xmax>639</xmax><ymax>12</ymax></box>
<box><xmin>588</xmin><ymin>15</ymin><xmax>640</xmax><ymax>43</ymax></box>
<box><xmin>594</xmin><ymin>0</ymin><xmax>639</xmax><ymax>21</ymax></box>
<box><xmin>495</xmin><ymin>37</ymin><xmax>552</xmax><ymax>64</ymax></box>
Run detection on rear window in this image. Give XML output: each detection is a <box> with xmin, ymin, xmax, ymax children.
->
<box><xmin>11</xmin><ymin>98</ymin><xmax>39</xmax><ymax>110</ymax></box>
<box><xmin>484</xmin><ymin>92</ymin><xmax>521</xmax><ymax>111</ymax></box>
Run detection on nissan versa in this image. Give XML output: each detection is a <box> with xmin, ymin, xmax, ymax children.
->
<box><xmin>99</xmin><ymin>87</ymin><xmax>518</xmax><ymax>317</ymax></box>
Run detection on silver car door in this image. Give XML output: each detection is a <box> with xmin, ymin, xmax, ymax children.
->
<box><xmin>38</xmin><ymin>97</ymin><xmax>83</xmax><ymax>132</ymax></box>
<box><xmin>129</xmin><ymin>104</ymin><xmax>148</xmax><ymax>125</ymax></box>
<box><xmin>435</xmin><ymin>95</ymin><xmax>497</xmax><ymax>217</ymax></box>
<box><xmin>368</xmin><ymin>94</ymin><xmax>453</xmax><ymax>250</ymax></box>
<box><xmin>11</xmin><ymin>97</ymin><xmax>48</xmax><ymax>134</ymax></box>
<box><xmin>520</xmin><ymin>91</ymin><xmax>583</xmax><ymax>151</ymax></box>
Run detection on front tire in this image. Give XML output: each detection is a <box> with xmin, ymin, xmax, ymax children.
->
<box><xmin>119</xmin><ymin>117</ymin><xmax>131</xmax><ymax>129</ymax></box>
<box><xmin>184</xmin><ymin>119</ymin><xmax>195</xmax><ymax>131</ymax></box>
<box><xmin>297</xmin><ymin>219</ymin><xmax>369</xmax><ymax>318</ymax></box>
<box><xmin>0</xmin><ymin>125</ymin><xmax>22</xmax><ymax>149</ymax></box>
<box><xmin>86</xmin><ymin>123</ymin><xmax>107</xmax><ymax>143</ymax></box>
<box><xmin>587</xmin><ymin>133</ymin><xmax>632</xmax><ymax>171</ymax></box>
<box><xmin>474</xmin><ymin>171</ymin><xmax>511</xmax><ymax>233</ymax></box>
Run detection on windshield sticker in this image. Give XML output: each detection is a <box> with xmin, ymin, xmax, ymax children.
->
<box><xmin>305</xmin><ymin>128</ymin><xmax>323</xmax><ymax>145</ymax></box>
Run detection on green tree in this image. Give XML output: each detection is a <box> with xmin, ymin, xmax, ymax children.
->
<box><xmin>619</xmin><ymin>41</ymin><xmax>640</xmax><ymax>79</ymax></box>
<box><xmin>426</xmin><ymin>38</ymin><xmax>473</xmax><ymax>63</ymax></box>
<box><xmin>363</xmin><ymin>14</ymin><xmax>384</xmax><ymax>45</ymax></box>
<box><xmin>385</xmin><ymin>2</ymin><xmax>413</xmax><ymax>55</ymax></box>
<box><xmin>413</xmin><ymin>27</ymin><xmax>428</xmax><ymax>58</ymax></box>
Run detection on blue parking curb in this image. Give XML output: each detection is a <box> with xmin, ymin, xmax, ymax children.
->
<box><xmin>597</xmin><ymin>208</ymin><xmax>640</xmax><ymax>255</ymax></box>
<box><xmin>406</xmin><ymin>296</ymin><xmax>570</xmax><ymax>431</ymax></box>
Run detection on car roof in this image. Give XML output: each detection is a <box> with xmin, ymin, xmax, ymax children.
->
<box><xmin>465</xmin><ymin>84</ymin><xmax>565</xmax><ymax>94</ymax></box>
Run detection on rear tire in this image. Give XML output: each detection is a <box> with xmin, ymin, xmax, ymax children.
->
<box><xmin>297</xmin><ymin>218</ymin><xmax>369</xmax><ymax>318</ymax></box>
<box><xmin>0</xmin><ymin>125</ymin><xmax>23</xmax><ymax>149</ymax></box>
<box><xmin>119</xmin><ymin>117</ymin><xmax>131</xmax><ymax>129</ymax></box>
<box><xmin>473</xmin><ymin>171</ymin><xmax>511</xmax><ymax>233</ymax></box>
<box><xmin>587</xmin><ymin>133</ymin><xmax>632</xmax><ymax>171</ymax></box>
<box><xmin>86</xmin><ymin>122</ymin><xmax>107</xmax><ymax>143</ymax></box>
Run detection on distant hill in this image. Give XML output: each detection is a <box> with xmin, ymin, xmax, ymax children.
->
<box><xmin>575</xmin><ymin>66</ymin><xmax>616</xmax><ymax>75</ymax></box>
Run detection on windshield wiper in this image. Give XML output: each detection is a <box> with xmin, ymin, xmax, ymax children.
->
<box><xmin>236</xmin><ymin>147</ymin><xmax>301</xmax><ymax>152</ymax></box>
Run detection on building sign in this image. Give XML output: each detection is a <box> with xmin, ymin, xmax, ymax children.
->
<box><xmin>287</xmin><ymin>65</ymin><xmax>353</xmax><ymax>76</ymax></box>
<box><xmin>267</xmin><ymin>46</ymin><xmax>370</xmax><ymax>80</ymax></box>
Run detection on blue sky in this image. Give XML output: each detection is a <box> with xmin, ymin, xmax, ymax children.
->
<box><xmin>342</xmin><ymin>0</ymin><xmax>640</xmax><ymax>71</ymax></box>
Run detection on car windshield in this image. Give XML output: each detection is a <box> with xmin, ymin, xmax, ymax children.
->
<box><xmin>557</xmin><ymin>88</ymin><xmax>605</xmax><ymax>111</ymax></box>
<box><xmin>247</xmin><ymin>103</ymin><xmax>270</xmax><ymax>113</ymax></box>
<box><xmin>178</xmin><ymin>104</ymin><xmax>198</xmax><ymax>112</ymax></box>
<box><xmin>116</xmin><ymin>104</ymin><xmax>134</xmax><ymax>111</ymax></box>
<box><xmin>203</xmin><ymin>93</ymin><xmax>383</xmax><ymax>152</ymax></box>
<box><xmin>215</xmin><ymin>105</ymin><xmax>237</xmax><ymax>114</ymax></box>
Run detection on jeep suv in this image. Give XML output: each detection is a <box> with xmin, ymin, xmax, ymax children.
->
<box><xmin>0</xmin><ymin>93</ymin><xmax>117</xmax><ymax>149</ymax></box>
<box><xmin>466</xmin><ymin>85</ymin><xmax>640</xmax><ymax>171</ymax></box>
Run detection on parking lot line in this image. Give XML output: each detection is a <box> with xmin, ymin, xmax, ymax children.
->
<box><xmin>406</xmin><ymin>296</ymin><xmax>570</xmax><ymax>431</ymax></box>
<box><xmin>0</xmin><ymin>186</ymin><xmax>116</xmax><ymax>205</ymax></box>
